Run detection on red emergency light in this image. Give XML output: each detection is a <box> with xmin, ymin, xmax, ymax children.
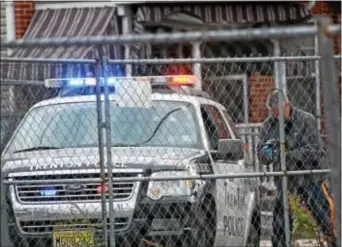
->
<box><xmin>168</xmin><ymin>75</ymin><xmax>196</xmax><ymax>88</ymax></box>
<box><xmin>96</xmin><ymin>183</ymin><xmax>109</xmax><ymax>194</ymax></box>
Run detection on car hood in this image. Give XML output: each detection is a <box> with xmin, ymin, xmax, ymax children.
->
<box><xmin>1</xmin><ymin>147</ymin><xmax>206</xmax><ymax>174</ymax></box>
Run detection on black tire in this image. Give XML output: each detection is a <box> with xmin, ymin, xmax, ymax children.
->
<box><xmin>246</xmin><ymin>212</ymin><xmax>260</xmax><ymax>247</ymax></box>
<box><xmin>183</xmin><ymin>199</ymin><xmax>216</xmax><ymax>247</ymax></box>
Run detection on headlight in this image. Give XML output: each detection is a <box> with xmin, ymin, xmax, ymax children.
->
<box><xmin>146</xmin><ymin>171</ymin><xmax>194</xmax><ymax>200</ymax></box>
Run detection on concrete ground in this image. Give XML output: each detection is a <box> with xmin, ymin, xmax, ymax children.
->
<box><xmin>260</xmin><ymin>239</ymin><xmax>321</xmax><ymax>247</ymax></box>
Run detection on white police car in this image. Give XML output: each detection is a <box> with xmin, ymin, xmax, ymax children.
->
<box><xmin>1</xmin><ymin>75</ymin><xmax>261</xmax><ymax>247</ymax></box>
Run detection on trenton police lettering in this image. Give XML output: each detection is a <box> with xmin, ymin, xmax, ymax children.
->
<box><xmin>29</xmin><ymin>162</ymin><xmax>128</xmax><ymax>171</ymax></box>
<box><xmin>223</xmin><ymin>182</ymin><xmax>245</xmax><ymax>236</ymax></box>
<box><xmin>224</xmin><ymin>183</ymin><xmax>245</xmax><ymax>209</ymax></box>
<box><xmin>223</xmin><ymin>215</ymin><xmax>245</xmax><ymax>237</ymax></box>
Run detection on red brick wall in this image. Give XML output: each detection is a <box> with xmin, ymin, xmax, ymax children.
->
<box><xmin>311</xmin><ymin>2</ymin><xmax>341</xmax><ymax>55</ymax></box>
<box><xmin>311</xmin><ymin>2</ymin><xmax>331</xmax><ymax>15</ymax></box>
<box><xmin>14</xmin><ymin>1</ymin><xmax>35</xmax><ymax>39</ymax></box>
<box><xmin>249</xmin><ymin>73</ymin><xmax>274</xmax><ymax>122</ymax></box>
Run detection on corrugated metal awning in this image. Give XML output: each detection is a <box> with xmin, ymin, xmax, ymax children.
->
<box><xmin>131</xmin><ymin>3</ymin><xmax>314</xmax><ymax>77</ymax></box>
<box><xmin>136</xmin><ymin>3</ymin><xmax>311</xmax><ymax>25</ymax></box>
<box><xmin>1</xmin><ymin>7</ymin><xmax>123</xmax><ymax>82</ymax></box>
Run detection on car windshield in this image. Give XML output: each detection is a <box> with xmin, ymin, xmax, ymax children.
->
<box><xmin>6</xmin><ymin>100</ymin><xmax>202</xmax><ymax>153</ymax></box>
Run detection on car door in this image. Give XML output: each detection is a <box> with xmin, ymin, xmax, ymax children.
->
<box><xmin>220</xmin><ymin>108</ymin><xmax>258</xmax><ymax>200</ymax></box>
<box><xmin>220</xmin><ymin>108</ymin><xmax>260</xmax><ymax>246</ymax></box>
<box><xmin>200</xmin><ymin>104</ymin><xmax>246</xmax><ymax>247</ymax></box>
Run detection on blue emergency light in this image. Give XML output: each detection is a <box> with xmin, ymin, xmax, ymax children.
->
<box><xmin>45</xmin><ymin>77</ymin><xmax>122</xmax><ymax>89</ymax></box>
<box><xmin>68</xmin><ymin>79</ymin><xmax>85</xmax><ymax>87</ymax></box>
<box><xmin>40</xmin><ymin>186</ymin><xmax>57</xmax><ymax>196</ymax></box>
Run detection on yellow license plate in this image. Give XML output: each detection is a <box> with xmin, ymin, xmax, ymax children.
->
<box><xmin>53</xmin><ymin>230</ymin><xmax>95</xmax><ymax>247</ymax></box>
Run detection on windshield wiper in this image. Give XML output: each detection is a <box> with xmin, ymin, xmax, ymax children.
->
<box><xmin>13</xmin><ymin>146</ymin><xmax>61</xmax><ymax>153</ymax></box>
<box><xmin>110</xmin><ymin>104</ymin><xmax>192</xmax><ymax>148</ymax></box>
<box><xmin>109</xmin><ymin>109</ymin><xmax>182</xmax><ymax>148</ymax></box>
<box><xmin>132</xmin><ymin>107</ymin><xmax>184</xmax><ymax>147</ymax></box>
<box><xmin>111</xmin><ymin>144</ymin><xmax>138</xmax><ymax>147</ymax></box>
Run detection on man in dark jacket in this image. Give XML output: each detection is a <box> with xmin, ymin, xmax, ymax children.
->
<box><xmin>257</xmin><ymin>89</ymin><xmax>336</xmax><ymax>247</ymax></box>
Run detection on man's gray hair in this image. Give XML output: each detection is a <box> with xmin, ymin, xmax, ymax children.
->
<box><xmin>266</xmin><ymin>89</ymin><xmax>289</xmax><ymax>109</ymax></box>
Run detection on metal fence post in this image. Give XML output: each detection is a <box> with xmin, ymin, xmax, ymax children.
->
<box><xmin>314</xmin><ymin>20</ymin><xmax>322</xmax><ymax>132</ymax></box>
<box><xmin>95</xmin><ymin>58</ymin><xmax>109</xmax><ymax>247</ymax></box>
<box><xmin>192</xmin><ymin>41</ymin><xmax>202</xmax><ymax>90</ymax></box>
<box><xmin>277</xmin><ymin>89</ymin><xmax>291</xmax><ymax>247</ymax></box>
<box><xmin>102</xmin><ymin>55</ymin><xmax>116</xmax><ymax>247</ymax></box>
<box><xmin>273</xmin><ymin>39</ymin><xmax>291</xmax><ymax>246</ymax></box>
<box><xmin>317</xmin><ymin>17</ymin><xmax>341</xmax><ymax>246</ymax></box>
<box><xmin>273</xmin><ymin>62</ymin><xmax>292</xmax><ymax>247</ymax></box>
<box><xmin>273</xmin><ymin>39</ymin><xmax>287</xmax><ymax>95</ymax></box>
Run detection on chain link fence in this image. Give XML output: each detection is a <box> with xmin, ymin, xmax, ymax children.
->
<box><xmin>1</xmin><ymin>17</ymin><xmax>340</xmax><ymax>247</ymax></box>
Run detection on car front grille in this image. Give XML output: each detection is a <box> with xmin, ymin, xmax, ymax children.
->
<box><xmin>14</xmin><ymin>173</ymin><xmax>137</xmax><ymax>203</ymax></box>
<box><xmin>19</xmin><ymin>218</ymin><xmax>129</xmax><ymax>234</ymax></box>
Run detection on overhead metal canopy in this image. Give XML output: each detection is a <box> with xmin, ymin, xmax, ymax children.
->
<box><xmin>1</xmin><ymin>7</ymin><xmax>123</xmax><ymax>82</ymax></box>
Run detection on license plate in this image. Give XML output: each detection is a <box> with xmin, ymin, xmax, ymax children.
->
<box><xmin>53</xmin><ymin>230</ymin><xmax>94</xmax><ymax>247</ymax></box>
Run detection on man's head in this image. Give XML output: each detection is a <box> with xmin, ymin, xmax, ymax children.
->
<box><xmin>266</xmin><ymin>89</ymin><xmax>291</xmax><ymax>120</ymax></box>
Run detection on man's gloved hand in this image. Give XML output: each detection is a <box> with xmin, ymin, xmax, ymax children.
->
<box><xmin>262</xmin><ymin>146</ymin><xmax>273</xmax><ymax>159</ymax></box>
<box><xmin>262</xmin><ymin>144</ymin><xmax>280</xmax><ymax>164</ymax></box>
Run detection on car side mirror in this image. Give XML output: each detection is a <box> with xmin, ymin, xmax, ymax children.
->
<box><xmin>217</xmin><ymin>139</ymin><xmax>244</xmax><ymax>160</ymax></box>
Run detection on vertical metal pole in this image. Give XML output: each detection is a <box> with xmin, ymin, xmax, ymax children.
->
<box><xmin>273</xmin><ymin>40</ymin><xmax>287</xmax><ymax>94</ymax></box>
<box><xmin>273</xmin><ymin>39</ymin><xmax>291</xmax><ymax>247</ymax></box>
<box><xmin>102</xmin><ymin>56</ymin><xmax>116</xmax><ymax>247</ymax></box>
<box><xmin>242</xmin><ymin>75</ymin><xmax>249</xmax><ymax>125</ymax></box>
<box><xmin>95</xmin><ymin>59</ymin><xmax>109</xmax><ymax>247</ymax></box>
<box><xmin>5</xmin><ymin>0</ymin><xmax>16</xmax><ymax>116</ymax></box>
<box><xmin>277</xmin><ymin>90</ymin><xmax>291</xmax><ymax>247</ymax></box>
<box><xmin>317</xmin><ymin>17</ymin><xmax>341</xmax><ymax>246</ymax></box>
<box><xmin>314</xmin><ymin>20</ymin><xmax>322</xmax><ymax>132</ymax></box>
<box><xmin>242</xmin><ymin>75</ymin><xmax>253</xmax><ymax>162</ymax></box>
<box><xmin>6</xmin><ymin>0</ymin><xmax>15</xmax><ymax>57</ymax></box>
<box><xmin>192</xmin><ymin>41</ymin><xmax>202</xmax><ymax>90</ymax></box>
<box><xmin>121</xmin><ymin>5</ymin><xmax>132</xmax><ymax>76</ymax></box>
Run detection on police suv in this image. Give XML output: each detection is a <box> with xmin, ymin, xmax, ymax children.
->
<box><xmin>1</xmin><ymin>75</ymin><xmax>261</xmax><ymax>247</ymax></box>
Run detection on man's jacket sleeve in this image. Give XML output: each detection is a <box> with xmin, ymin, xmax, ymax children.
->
<box><xmin>286</xmin><ymin>114</ymin><xmax>321</xmax><ymax>164</ymax></box>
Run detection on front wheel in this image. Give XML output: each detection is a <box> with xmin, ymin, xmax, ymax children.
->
<box><xmin>246</xmin><ymin>211</ymin><xmax>260</xmax><ymax>247</ymax></box>
<box><xmin>182</xmin><ymin>200</ymin><xmax>216</xmax><ymax>247</ymax></box>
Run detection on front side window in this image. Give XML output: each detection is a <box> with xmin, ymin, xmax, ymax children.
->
<box><xmin>6</xmin><ymin>100</ymin><xmax>202</xmax><ymax>153</ymax></box>
<box><xmin>221</xmin><ymin>110</ymin><xmax>238</xmax><ymax>138</ymax></box>
<box><xmin>201</xmin><ymin>104</ymin><xmax>230</xmax><ymax>150</ymax></box>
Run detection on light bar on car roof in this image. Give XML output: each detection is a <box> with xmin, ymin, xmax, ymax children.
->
<box><xmin>46</xmin><ymin>76</ymin><xmax>153</xmax><ymax>108</ymax></box>
<box><xmin>44</xmin><ymin>77</ymin><xmax>128</xmax><ymax>88</ymax></box>
<box><xmin>45</xmin><ymin>75</ymin><xmax>197</xmax><ymax>89</ymax></box>
<box><xmin>149</xmin><ymin>75</ymin><xmax>197</xmax><ymax>88</ymax></box>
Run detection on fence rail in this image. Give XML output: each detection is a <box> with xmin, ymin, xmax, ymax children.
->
<box><xmin>1</xmin><ymin>55</ymin><xmax>341</xmax><ymax>65</ymax></box>
<box><xmin>1</xmin><ymin>24</ymin><xmax>340</xmax><ymax>48</ymax></box>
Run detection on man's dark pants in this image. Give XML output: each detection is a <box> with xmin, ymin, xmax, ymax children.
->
<box><xmin>272</xmin><ymin>180</ymin><xmax>335</xmax><ymax>247</ymax></box>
